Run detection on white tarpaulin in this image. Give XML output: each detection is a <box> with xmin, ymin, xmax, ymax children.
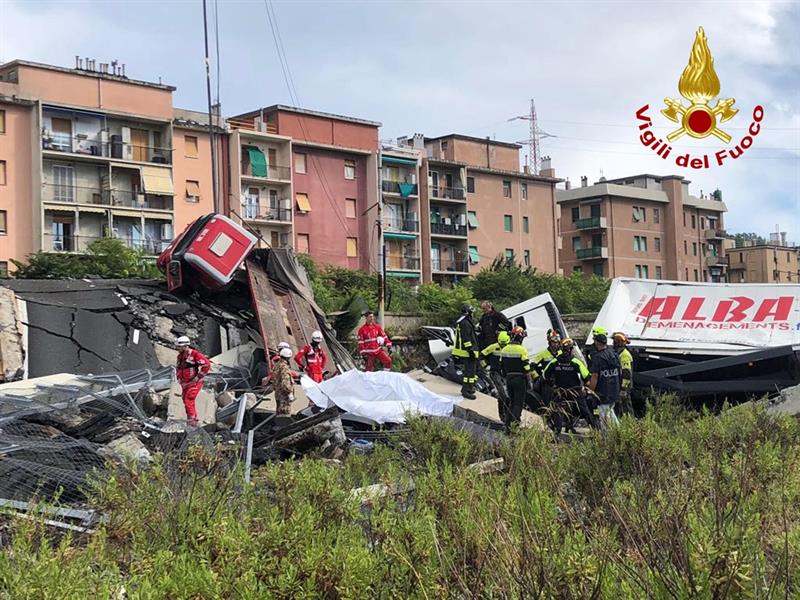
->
<box><xmin>301</xmin><ymin>370</ymin><xmax>460</xmax><ymax>423</ymax></box>
<box><xmin>592</xmin><ymin>278</ymin><xmax>800</xmax><ymax>353</ymax></box>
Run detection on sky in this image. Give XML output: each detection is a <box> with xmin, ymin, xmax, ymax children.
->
<box><xmin>1</xmin><ymin>0</ymin><xmax>798</xmax><ymax>240</ymax></box>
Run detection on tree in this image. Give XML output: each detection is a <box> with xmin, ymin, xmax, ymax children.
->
<box><xmin>730</xmin><ymin>232</ymin><xmax>767</xmax><ymax>248</ymax></box>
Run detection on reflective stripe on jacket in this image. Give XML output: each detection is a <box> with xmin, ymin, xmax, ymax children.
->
<box><xmin>452</xmin><ymin>315</ymin><xmax>478</xmax><ymax>358</ymax></box>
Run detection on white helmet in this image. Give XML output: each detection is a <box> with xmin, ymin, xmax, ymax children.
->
<box><xmin>279</xmin><ymin>347</ymin><xmax>293</xmax><ymax>358</ymax></box>
<box><xmin>376</xmin><ymin>336</ymin><xmax>385</xmax><ymax>346</ymax></box>
<box><xmin>311</xmin><ymin>330</ymin><xmax>323</xmax><ymax>343</ymax></box>
<box><xmin>176</xmin><ymin>335</ymin><xmax>190</xmax><ymax>346</ymax></box>
<box><xmin>277</xmin><ymin>341</ymin><xmax>290</xmax><ymax>350</ymax></box>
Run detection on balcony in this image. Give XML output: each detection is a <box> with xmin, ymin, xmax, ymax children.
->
<box><xmin>575</xmin><ymin>216</ymin><xmax>607</xmax><ymax>230</ymax></box>
<box><xmin>704</xmin><ymin>228</ymin><xmax>727</xmax><ymax>240</ymax></box>
<box><xmin>432</xmin><ymin>258</ymin><xmax>469</xmax><ymax>273</ymax></box>
<box><xmin>386</xmin><ymin>255</ymin><xmax>421</xmax><ymax>271</ymax></box>
<box><xmin>42</xmin><ymin>185</ymin><xmax>173</xmax><ymax>211</ymax></box>
<box><xmin>430</xmin><ymin>186</ymin><xmax>466</xmax><ymax>201</ymax></box>
<box><xmin>382</xmin><ymin>180</ymin><xmax>418</xmax><ymax>197</ymax></box>
<box><xmin>42</xmin><ymin>234</ymin><xmax>171</xmax><ymax>255</ymax></box>
<box><xmin>41</xmin><ymin>134</ymin><xmax>171</xmax><ymax>164</ymax></box>
<box><xmin>706</xmin><ymin>255</ymin><xmax>729</xmax><ymax>267</ymax></box>
<box><xmin>384</xmin><ymin>217</ymin><xmax>419</xmax><ymax>233</ymax></box>
<box><xmin>241</xmin><ymin>204</ymin><xmax>292</xmax><ymax>223</ymax></box>
<box><xmin>576</xmin><ymin>246</ymin><xmax>608</xmax><ymax>260</ymax></box>
<box><xmin>240</xmin><ymin>161</ymin><xmax>291</xmax><ymax>182</ymax></box>
<box><xmin>430</xmin><ymin>221</ymin><xmax>467</xmax><ymax>237</ymax></box>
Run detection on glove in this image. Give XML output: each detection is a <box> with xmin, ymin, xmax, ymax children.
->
<box><xmin>288</xmin><ymin>393</ymin><xmax>295</xmax><ymax>403</ymax></box>
<box><xmin>377</xmin><ymin>336</ymin><xmax>385</xmax><ymax>346</ymax></box>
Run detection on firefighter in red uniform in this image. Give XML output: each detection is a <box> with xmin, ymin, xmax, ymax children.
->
<box><xmin>175</xmin><ymin>335</ymin><xmax>211</xmax><ymax>426</ymax></box>
<box><xmin>357</xmin><ymin>310</ymin><xmax>393</xmax><ymax>371</ymax></box>
<box><xmin>294</xmin><ymin>330</ymin><xmax>327</xmax><ymax>383</ymax></box>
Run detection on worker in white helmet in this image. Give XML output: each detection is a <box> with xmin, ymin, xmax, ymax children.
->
<box><xmin>271</xmin><ymin>346</ymin><xmax>296</xmax><ymax>416</ymax></box>
<box><xmin>175</xmin><ymin>335</ymin><xmax>210</xmax><ymax>426</ymax></box>
<box><xmin>294</xmin><ymin>330</ymin><xmax>327</xmax><ymax>383</ymax></box>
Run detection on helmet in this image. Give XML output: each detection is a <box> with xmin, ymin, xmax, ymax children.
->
<box><xmin>279</xmin><ymin>347</ymin><xmax>293</xmax><ymax>359</ymax></box>
<box><xmin>176</xmin><ymin>335</ymin><xmax>190</xmax><ymax>346</ymax></box>
<box><xmin>560</xmin><ymin>337</ymin><xmax>575</xmax><ymax>350</ymax></box>
<box><xmin>497</xmin><ymin>331</ymin><xmax>511</xmax><ymax>345</ymax></box>
<box><xmin>612</xmin><ymin>331</ymin><xmax>629</xmax><ymax>346</ymax></box>
<box><xmin>510</xmin><ymin>325</ymin><xmax>527</xmax><ymax>340</ymax></box>
<box><xmin>311</xmin><ymin>331</ymin><xmax>323</xmax><ymax>343</ymax></box>
<box><xmin>592</xmin><ymin>325</ymin><xmax>608</xmax><ymax>344</ymax></box>
<box><xmin>461</xmin><ymin>303</ymin><xmax>474</xmax><ymax>315</ymax></box>
<box><xmin>546</xmin><ymin>329</ymin><xmax>562</xmax><ymax>345</ymax></box>
<box><xmin>277</xmin><ymin>341</ymin><xmax>291</xmax><ymax>350</ymax></box>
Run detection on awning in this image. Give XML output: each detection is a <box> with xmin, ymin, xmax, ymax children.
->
<box><xmin>398</xmin><ymin>183</ymin><xmax>416</xmax><ymax>198</ymax></box>
<box><xmin>141</xmin><ymin>165</ymin><xmax>174</xmax><ymax>195</ymax></box>
<box><xmin>246</xmin><ymin>147</ymin><xmax>267</xmax><ymax>177</ymax></box>
<box><xmin>77</xmin><ymin>206</ymin><xmax>108</xmax><ymax>214</ymax></box>
<box><xmin>186</xmin><ymin>180</ymin><xmax>201</xmax><ymax>198</ymax></box>
<box><xmin>467</xmin><ymin>212</ymin><xmax>479</xmax><ymax>228</ymax></box>
<box><xmin>43</xmin><ymin>205</ymin><xmax>75</xmax><ymax>213</ymax></box>
<box><xmin>382</xmin><ymin>156</ymin><xmax>417</xmax><ymax>166</ymax></box>
<box><xmin>469</xmin><ymin>247</ymin><xmax>480</xmax><ymax>264</ymax></box>
<box><xmin>143</xmin><ymin>212</ymin><xmax>173</xmax><ymax>221</ymax></box>
<box><xmin>111</xmin><ymin>209</ymin><xmax>146</xmax><ymax>218</ymax></box>
<box><xmin>110</xmin><ymin>162</ymin><xmax>141</xmax><ymax>172</ymax></box>
<box><xmin>296</xmin><ymin>193</ymin><xmax>311</xmax><ymax>212</ymax></box>
<box><xmin>384</xmin><ymin>232</ymin><xmax>416</xmax><ymax>240</ymax></box>
<box><xmin>387</xmin><ymin>271</ymin><xmax>420</xmax><ymax>278</ymax></box>
<box><xmin>43</xmin><ymin>105</ymin><xmax>106</xmax><ymax>119</ymax></box>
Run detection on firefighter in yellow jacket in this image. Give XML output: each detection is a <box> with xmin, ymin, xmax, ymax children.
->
<box><xmin>613</xmin><ymin>331</ymin><xmax>634</xmax><ymax>416</ymax></box>
<box><xmin>453</xmin><ymin>304</ymin><xmax>480</xmax><ymax>399</ymax></box>
<box><xmin>498</xmin><ymin>326</ymin><xmax>532</xmax><ymax>429</ymax></box>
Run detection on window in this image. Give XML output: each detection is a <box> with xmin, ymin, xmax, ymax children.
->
<box><xmin>344</xmin><ymin>160</ymin><xmax>356</xmax><ymax>180</ymax></box>
<box><xmin>185</xmin><ymin>180</ymin><xmax>201</xmax><ymax>202</ymax></box>
<box><xmin>634</xmin><ymin>265</ymin><xmax>649</xmax><ymax>279</ymax></box>
<box><xmin>296</xmin><ymin>233</ymin><xmax>310</xmax><ymax>254</ymax></box>
<box><xmin>345</xmin><ymin>198</ymin><xmax>356</xmax><ymax>218</ymax></box>
<box><xmin>642</xmin><ymin>265</ymin><xmax>649</xmax><ymax>278</ymax></box>
<box><xmin>466</xmin><ymin>176</ymin><xmax>475</xmax><ymax>193</ymax></box>
<box><xmin>0</xmin><ymin>109</ymin><xmax>5</xmax><ymax>134</ymax></box>
<box><xmin>684</xmin><ymin>240</ymin><xmax>688</xmax><ymax>254</ymax></box>
<box><xmin>502</xmin><ymin>180</ymin><xmax>511</xmax><ymax>198</ymax></box>
<box><xmin>655</xmin><ymin>265</ymin><xmax>663</xmax><ymax>279</ymax></box>
<box><xmin>590</xmin><ymin>204</ymin><xmax>601</xmax><ymax>218</ymax></box>
<box><xmin>653</xmin><ymin>208</ymin><xmax>660</xmax><ymax>224</ymax></box>
<box><xmin>700</xmin><ymin>217</ymin><xmax>706</xmax><ymax>229</ymax></box>
<box><xmin>571</xmin><ymin>207</ymin><xmax>580</xmax><ymax>222</ymax></box>
<box><xmin>504</xmin><ymin>214</ymin><xmax>513</xmax><ymax>232</ymax></box>
<box><xmin>521</xmin><ymin>182</ymin><xmax>528</xmax><ymax>200</ymax></box>
<box><xmin>691</xmin><ymin>214</ymin><xmax>696</xmax><ymax>229</ymax></box>
<box><xmin>0</xmin><ymin>261</ymin><xmax>7</xmax><ymax>277</ymax></box>
<box><xmin>295</xmin><ymin>192</ymin><xmax>311</xmax><ymax>213</ymax></box>
<box><xmin>468</xmin><ymin>245</ymin><xmax>480</xmax><ymax>264</ymax></box>
<box><xmin>295</xmin><ymin>153</ymin><xmax>307</xmax><ymax>174</ymax></box>
<box><xmin>654</xmin><ymin>237</ymin><xmax>661</xmax><ymax>252</ymax></box>
<box><xmin>593</xmin><ymin>263</ymin><xmax>604</xmax><ymax>276</ymax></box>
<box><xmin>633</xmin><ymin>206</ymin><xmax>645</xmax><ymax>222</ymax></box>
<box><xmin>573</xmin><ymin>266</ymin><xmax>583</xmax><ymax>274</ymax></box>
<box><xmin>0</xmin><ymin>210</ymin><xmax>6</xmax><ymax>234</ymax></box>
<box><xmin>184</xmin><ymin>135</ymin><xmax>198</xmax><ymax>158</ymax></box>
<box><xmin>441</xmin><ymin>140</ymin><xmax>448</xmax><ymax>153</ymax></box>
<box><xmin>692</xmin><ymin>242</ymin><xmax>697</xmax><ymax>256</ymax></box>
<box><xmin>523</xmin><ymin>216</ymin><xmax>529</xmax><ymax>233</ymax></box>
<box><xmin>685</xmin><ymin>267</ymin><xmax>689</xmax><ymax>280</ymax></box>
<box><xmin>467</xmin><ymin>211</ymin><xmax>479</xmax><ymax>229</ymax></box>
<box><xmin>572</xmin><ymin>236</ymin><xmax>581</xmax><ymax>251</ymax></box>
<box><xmin>346</xmin><ymin>237</ymin><xmax>358</xmax><ymax>258</ymax></box>
<box><xmin>0</xmin><ymin>160</ymin><xmax>5</xmax><ymax>185</ymax></box>
<box><xmin>634</xmin><ymin>236</ymin><xmax>647</xmax><ymax>252</ymax></box>
<box><xmin>694</xmin><ymin>269</ymin><xmax>699</xmax><ymax>281</ymax></box>
<box><xmin>683</xmin><ymin>212</ymin><xmax>687</xmax><ymax>227</ymax></box>
<box><xmin>504</xmin><ymin>248</ymin><xmax>514</xmax><ymax>261</ymax></box>
<box><xmin>523</xmin><ymin>250</ymin><xmax>530</xmax><ymax>266</ymax></box>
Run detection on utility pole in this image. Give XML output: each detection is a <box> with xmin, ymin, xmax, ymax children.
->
<box><xmin>377</xmin><ymin>149</ymin><xmax>386</xmax><ymax>324</ymax></box>
<box><xmin>202</xmin><ymin>0</ymin><xmax>219</xmax><ymax>213</ymax></box>
<box><xmin>508</xmin><ymin>98</ymin><xmax>556</xmax><ymax>175</ymax></box>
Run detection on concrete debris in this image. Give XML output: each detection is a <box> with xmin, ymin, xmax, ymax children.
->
<box><xmin>167</xmin><ymin>383</ymin><xmax>217</xmax><ymax>425</ymax></box>
<box><xmin>768</xmin><ymin>383</ymin><xmax>800</xmax><ymax>417</ymax></box>
<box><xmin>105</xmin><ymin>433</ymin><xmax>152</xmax><ymax>463</ymax></box>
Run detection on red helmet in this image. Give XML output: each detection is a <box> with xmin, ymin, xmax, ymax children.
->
<box><xmin>511</xmin><ymin>325</ymin><xmax>527</xmax><ymax>340</ymax></box>
<box><xmin>546</xmin><ymin>329</ymin><xmax>562</xmax><ymax>344</ymax></box>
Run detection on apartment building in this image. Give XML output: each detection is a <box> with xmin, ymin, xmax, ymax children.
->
<box><xmin>381</xmin><ymin>145</ymin><xmax>422</xmax><ymax>283</ymax></box>
<box><xmin>0</xmin><ymin>58</ymin><xmax>215</xmax><ymax>274</ymax></box>
<box><xmin>728</xmin><ymin>244</ymin><xmax>800</xmax><ymax>283</ymax></box>
<box><xmin>402</xmin><ymin>134</ymin><xmax>560</xmax><ymax>284</ymax></box>
<box><xmin>226</xmin><ymin>105</ymin><xmax>380</xmax><ymax>271</ymax></box>
<box><xmin>557</xmin><ymin>174</ymin><xmax>728</xmax><ymax>282</ymax></box>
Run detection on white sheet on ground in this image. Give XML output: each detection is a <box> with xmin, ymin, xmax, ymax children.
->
<box><xmin>301</xmin><ymin>369</ymin><xmax>461</xmax><ymax>423</ymax></box>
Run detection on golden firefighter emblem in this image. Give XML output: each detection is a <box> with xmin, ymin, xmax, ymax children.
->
<box><xmin>661</xmin><ymin>27</ymin><xmax>738</xmax><ymax>143</ymax></box>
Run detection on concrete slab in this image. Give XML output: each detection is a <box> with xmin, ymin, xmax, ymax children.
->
<box><xmin>768</xmin><ymin>383</ymin><xmax>800</xmax><ymax>417</ymax></box>
<box><xmin>0</xmin><ymin>288</ymin><xmax>24</xmax><ymax>381</ymax></box>
<box><xmin>167</xmin><ymin>383</ymin><xmax>216</xmax><ymax>425</ymax></box>
<box><xmin>106</xmin><ymin>433</ymin><xmax>151</xmax><ymax>462</ymax></box>
<box><xmin>154</xmin><ymin>343</ymin><xmax>177</xmax><ymax>368</ymax></box>
<box><xmin>210</xmin><ymin>342</ymin><xmax>257</xmax><ymax>369</ymax></box>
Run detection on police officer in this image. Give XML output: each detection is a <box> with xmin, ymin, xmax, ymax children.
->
<box><xmin>480</xmin><ymin>330</ymin><xmax>511</xmax><ymax>423</ymax></box>
<box><xmin>543</xmin><ymin>338</ymin><xmax>598</xmax><ymax>432</ymax></box>
<box><xmin>588</xmin><ymin>327</ymin><xmax>621</xmax><ymax>428</ymax></box>
<box><xmin>499</xmin><ymin>326</ymin><xmax>532</xmax><ymax>430</ymax></box>
<box><xmin>453</xmin><ymin>304</ymin><xmax>480</xmax><ymax>399</ymax></box>
<box><xmin>613</xmin><ymin>331</ymin><xmax>634</xmax><ymax>416</ymax></box>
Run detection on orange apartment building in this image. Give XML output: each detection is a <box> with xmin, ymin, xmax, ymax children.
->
<box><xmin>727</xmin><ymin>244</ymin><xmax>800</xmax><ymax>283</ymax></box>
<box><xmin>557</xmin><ymin>174</ymin><xmax>729</xmax><ymax>282</ymax></box>
<box><xmin>0</xmin><ymin>58</ymin><xmax>216</xmax><ymax>275</ymax></box>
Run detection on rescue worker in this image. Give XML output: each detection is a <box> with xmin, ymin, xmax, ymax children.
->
<box><xmin>478</xmin><ymin>301</ymin><xmax>511</xmax><ymax>350</ymax></box>
<box><xmin>295</xmin><ymin>330</ymin><xmax>327</xmax><ymax>384</ymax></box>
<box><xmin>480</xmin><ymin>330</ymin><xmax>511</xmax><ymax>423</ymax></box>
<box><xmin>175</xmin><ymin>335</ymin><xmax>211</xmax><ymax>426</ymax></box>
<box><xmin>356</xmin><ymin>310</ymin><xmax>393</xmax><ymax>371</ymax></box>
<box><xmin>588</xmin><ymin>327</ymin><xmax>621</xmax><ymax>428</ymax></box>
<box><xmin>542</xmin><ymin>338</ymin><xmax>598</xmax><ymax>432</ymax></box>
<box><xmin>498</xmin><ymin>325</ymin><xmax>532</xmax><ymax>429</ymax></box>
<box><xmin>268</xmin><ymin>342</ymin><xmax>298</xmax><ymax>379</ymax></box>
<box><xmin>613</xmin><ymin>332</ymin><xmax>634</xmax><ymax>416</ymax></box>
<box><xmin>271</xmin><ymin>346</ymin><xmax>296</xmax><ymax>416</ymax></box>
<box><xmin>531</xmin><ymin>329</ymin><xmax>562</xmax><ymax>377</ymax></box>
<box><xmin>453</xmin><ymin>303</ymin><xmax>480</xmax><ymax>399</ymax></box>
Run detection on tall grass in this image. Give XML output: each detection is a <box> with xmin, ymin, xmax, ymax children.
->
<box><xmin>1</xmin><ymin>402</ymin><xmax>798</xmax><ymax>599</ymax></box>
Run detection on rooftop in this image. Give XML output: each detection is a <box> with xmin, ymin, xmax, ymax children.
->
<box><xmin>425</xmin><ymin>133</ymin><xmax>522</xmax><ymax>150</ymax></box>
<box><xmin>234</xmin><ymin>104</ymin><xmax>381</xmax><ymax>128</ymax></box>
<box><xmin>0</xmin><ymin>59</ymin><xmax>176</xmax><ymax>92</ymax></box>
<box><xmin>599</xmin><ymin>173</ymin><xmax>690</xmax><ymax>185</ymax></box>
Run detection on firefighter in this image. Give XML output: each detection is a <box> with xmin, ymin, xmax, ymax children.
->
<box><xmin>498</xmin><ymin>325</ymin><xmax>531</xmax><ymax>429</ymax></box>
<box><xmin>613</xmin><ymin>332</ymin><xmax>634</xmax><ymax>416</ymax></box>
<box><xmin>295</xmin><ymin>330</ymin><xmax>327</xmax><ymax>383</ymax></box>
<box><xmin>531</xmin><ymin>329</ymin><xmax>562</xmax><ymax>377</ymax></box>
<box><xmin>175</xmin><ymin>335</ymin><xmax>211</xmax><ymax>427</ymax></box>
<box><xmin>543</xmin><ymin>338</ymin><xmax>598</xmax><ymax>433</ymax></box>
<box><xmin>480</xmin><ymin>330</ymin><xmax>511</xmax><ymax>423</ymax></box>
<box><xmin>271</xmin><ymin>346</ymin><xmax>296</xmax><ymax>416</ymax></box>
<box><xmin>588</xmin><ymin>327</ymin><xmax>621</xmax><ymax>428</ymax></box>
<box><xmin>478</xmin><ymin>301</ymin><xmax>511</xmax><ymax>350</ymax></box>
<box><xmin>356</xmin><ymin>310</ymin><xmax>393</xmax><ymax>371</ymax></box>
<box><xmin>453</xmin><ymin>303</ymin><xmax>480</xmax><ymax>399</ymax></box>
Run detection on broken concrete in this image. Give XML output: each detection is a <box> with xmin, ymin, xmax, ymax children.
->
<box><xmin>768</xmin><ymin>383</ymin><xmax>800</xmax><ymax>417</ymax></box>
<box><xmin>106</xmin><ymin>433</ymin><xmax>151</xmax><ymax>463</ymax></box>
<box><xmin>0</xmin><ymin>287</ymin><xmax>25</xmax><ymax>382</ymax></box>
<box><xmin>167</xmin><ymin>383</ymin><xmax>217</xmax><ymax>425</ymax></box>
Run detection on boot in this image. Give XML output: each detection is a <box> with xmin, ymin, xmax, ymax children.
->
<box><xmin>461</xmin><ymin>384</ymin><xmax>476</xmax><ymax>400</ymax></box>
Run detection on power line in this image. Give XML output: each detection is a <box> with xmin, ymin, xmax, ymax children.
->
<box><xmin>542</xmin><ymin>143</ymin><xmax>799</xmax><ymax>160</ymax></box>
<box><xmin>213</xmin><ymin>0</ymin><xmax>221</xmax><ymax>105</ymax></box>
